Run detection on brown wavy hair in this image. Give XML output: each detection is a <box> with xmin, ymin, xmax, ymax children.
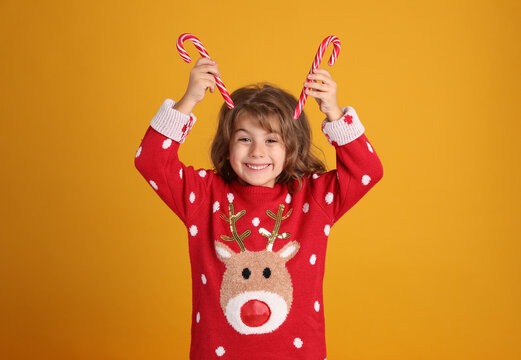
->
<box><xmin>211</xmin><ymin>83</ymin><xmax>327</xmax><ymax>193</ymax></box>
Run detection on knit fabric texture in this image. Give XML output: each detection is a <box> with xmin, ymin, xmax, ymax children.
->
<box><xmin>135</xmin><ymin>99</ymin><xmax>383</xmax><ymax>360</ymax></box>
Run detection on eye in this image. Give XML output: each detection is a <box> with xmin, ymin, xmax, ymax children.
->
<box><xmin>263</xmin><ymin>267</ymin><xmax>271</xmax><ymax>279</ymax></box>
<box><xmin>266</xmin><ymin>139</ymin><xmax>278</xmax><ymax>144</ymax></box>
<box><xmin>238</xmin><ymin>137</ymin><xmax>251</xmax><ymax>142</ymax></box>
<box><xmin>242</xmin><ymin>268</ymin><xmax>251</xmax><ymax>279</ymax></box>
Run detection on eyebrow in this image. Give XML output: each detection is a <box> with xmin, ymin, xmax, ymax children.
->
<box><xmin>234</xmin><ymin>128</ymin><xmax>280</xmax><ymax>135</ymax></box>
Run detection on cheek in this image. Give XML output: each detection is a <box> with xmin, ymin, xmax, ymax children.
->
<box><xmin>277</xmin><ymin>148</ymin><xmax>288</xmax><ymax>171</ymax></box>
<box><xmin>229</xmin><ymin>145</ymin><xmax>246</xmax><ymax>165</ymax></box>
<box><xmin>278</xmin><ymin>148</ymin><xmax>287</xmax><ymax>164</ymax></box>
<box><xmin>228</xmin><ymin>144</ymin><xmax>238</xmax><ymax>161</ymax></box>
<box><xmin>228</xmin><ymin>143</ymin><xmax>234</xmax><ymax>160</ymax></box>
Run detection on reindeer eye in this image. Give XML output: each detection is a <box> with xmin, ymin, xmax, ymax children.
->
<box><xmin>263</xmin><ymin>267</ymin><xmax>271</xmax><ymax>279</ymax></box>
<box><xmin>242</xmin><ymin>268</ymin><xmax>251</xmax><ymax>279</ymax></box>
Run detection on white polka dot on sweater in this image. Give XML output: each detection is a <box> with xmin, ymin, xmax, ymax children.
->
<box><xmin>227</xmin><ymin>193</ymin><xmax>234</xmax><ymax>203</ymax></box>
<box><xmin>189</xmin><ymin>225</ymin><xmax>198</xmax><ymax>237</ymax></box>
<box><xmin>199</xmin><ymin>169</ymin><xmax>207</xmax><ymax>177</ymax></box>
<box><xmin>285</xmin><ymin>194</ymin><xmax>292</xmax><ymax>204</ymax></box>
<box><xmin>367</xmin><ymin>141</ymin><xmax>373</xmax><ymax>153</ymax></box>
<box><xmin>213</xmin><ymin>201</ymin><xmax>220</xmax><ymax>213</ymax></box>
<box><xmin>325</xmin><ymin>192</ymin><xmax>334</xmax><ymax>205</ymax></box>
<box><xmin>196</xmin><ymin>312</ymin><xmax>200</xmax><ymax>323</ymax></box>
<box><xmin>149</xmin><ymin>180</ymin><xmax>158</xmax><ymax>190</ymax></box>
<box><xmin>324</xmin><ymin>225</ymin><xmax>331</xmax><ymax>236</ymax></box>
<box><xmin>215</xmin><ymin>346</ymin><xmax>225</xmax><ymax>357</ymax></box>
<box><xmin>252</xmin><ymin>217</ymin><xmax>260</xmax><ymax>227</ymax></box>
<box><xmin>293</xmin><ymin>338</ymin><xmax>303</xmax><ymax>348</ymax></box>
<box><xmin>312</xmin><ymin>173</ymin><xmax>320</xmax><ymax>179</ymax></box>
<box><xmin>314</xmin><ymin>301</ymin><xmax>320</xmax><ymax>312</ymax></box>
<box><xmin>201</xmin><ymin>274</ymin><xmax>207</xmax><ymax>284</ymax></box>
<box><xmin>162</xmin><ymin>139</ymin><xmax>172</xmax><ymax>149</ymax></box>
<box><xmin>309</xmin><ymin>254</ymin><xmax>317</xmax><ymax>265</ymax></box>
<box><xmin>189</xmin><ymin>192</ymin><xmax>196</xmax><ymax>203</ymax></box>
<box><xmin>302</xmin><ymin>202</ymin><xmax>309</xmax><ymax>213</ymax></box>
<box><xmin>362</xmin><ymin>175</ymin><xmax>371</xmax><ymax>185</ymax></box>
<box><xmin>179</xmin><ymin>168</ymin><xmax>183</xmax><ymax>179</ymax></box>
<box><xmin>135</xmin><ymin>146</ymin><xmax>142</xmax><ymax>158</ymax></box>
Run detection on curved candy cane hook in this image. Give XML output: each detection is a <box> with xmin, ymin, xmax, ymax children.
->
<box><xmin>293</xmin><ymin>35</ymin><xmax>341</xmax><ymax>119</ymax></box>
<box><xmin>176</xmin><ymin>33</ymin><xmax>235</xmax><ymax>109</ymax></box>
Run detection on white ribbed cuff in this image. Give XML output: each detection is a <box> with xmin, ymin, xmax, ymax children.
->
<box><xmin>150</xmin><ymin>98</ymin><xmax>197</xmax><ymax>143</ymax></box>
<box><xmin>321</xmin><ymin>106</ymin><xmax>365</xmax><ymax>146</ymax></box>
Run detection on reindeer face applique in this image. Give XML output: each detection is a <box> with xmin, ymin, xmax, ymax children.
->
<box><xmin>215</xmin><ymin>203</ymin><xmax>299</xmax><ymax>335</ymax></box>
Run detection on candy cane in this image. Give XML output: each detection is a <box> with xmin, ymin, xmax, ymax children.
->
<box><xmin>293</xmin><ymin>35</ymin><xmax>341</xmax><ymax>119</ymax></box>
<box><xmin>176</xmin><ymin>33</ymin><xmax>235</xmax><ymax>109</ymax></box>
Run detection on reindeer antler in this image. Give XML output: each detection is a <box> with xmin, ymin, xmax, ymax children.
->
<box><xmin>220</xmin><ymin>203</ymin><xmax>251</xmax><ymax>252</ymax></box>
<box><xmin>260</xmin><ymin>204</ymin><xmax>293</xmax><ymax>251</ymax></box>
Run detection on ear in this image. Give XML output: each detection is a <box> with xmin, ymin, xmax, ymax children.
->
<box><xmin>277</xmin><ymin>241</ymin><xmax>300</xmax><ymax>261</ymax></box>
<box><xmin>215</xmin><ymin>241</ymin><xmax>235</xmax><ymax>264</ymax></box>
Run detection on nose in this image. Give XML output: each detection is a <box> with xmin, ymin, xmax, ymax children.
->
<box><xmin>249</xmin><ymin>141</ymin><xmax>265</xmax><ymax>158</ymax></box>
<box><xmin>240</xmin><ymin>299</ymin><xmax>271</xmax><ymax>327</ymax></box>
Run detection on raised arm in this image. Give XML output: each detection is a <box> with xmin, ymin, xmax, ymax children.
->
<box><xmin>310</xmin><ymin>107</ymin><xmax>383</xmax><ymax>223</ymax></box>
<box><xmin>303</xmin><ymin>68</ymin><xmax>383</xmax><ymax>223</ymax></box>
<box><xmin>134</xmin><ymin>99</ymin><xmax>214</xmax><ymax>224</ymax></box>
<box><xmin>134</xmin><ymin>57</ymin><xmax>222</xmax><ymax>224</ymax></box>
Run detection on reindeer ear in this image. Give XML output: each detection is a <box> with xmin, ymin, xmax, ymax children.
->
<box><xmin>277</xmin><ymin>241</ymin><xmax>300</xmax><ymax>261</ymax></box>
<box><xmin>215</xmin><ymin>241</ymin><xmax>235</xmax><ymax>263</ymax></box>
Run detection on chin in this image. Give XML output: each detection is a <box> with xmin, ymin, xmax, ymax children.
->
<box><xmin>248</xmin><ymin>181</ymin><xmax>274</xmax><ymax>188</ymax></box>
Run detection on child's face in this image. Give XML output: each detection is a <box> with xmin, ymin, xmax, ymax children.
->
<box><xmin>228</xmin><ymin>114</ymin><xmax>286</xmax><ymax>188</ymax></box>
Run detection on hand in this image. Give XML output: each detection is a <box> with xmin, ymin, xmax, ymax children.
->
<box><xmin>174</xmin><ymin>57</ymin><xmax>221</xmax><ymax>115</ymax></box>
<box><xmin>304</xmin><ymin>68</ymin><xmax>344</xmax><ymax>122</ymax></box>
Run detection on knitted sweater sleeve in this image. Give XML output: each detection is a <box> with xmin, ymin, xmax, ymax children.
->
<box><xmin>134</xmin><ymin>98</ymin><xmax>213</xmax><ymax>224</ymax></box>
<box><xmin>310</xmin><ymin>106</ymin><xmax>384</xmax><ymax>224</ymax></box>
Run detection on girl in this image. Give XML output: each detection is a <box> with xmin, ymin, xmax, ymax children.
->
<box><xmin>135</xmin><ymin>57</ymin><xmax>383</xmax><ymax>359</ymax></box>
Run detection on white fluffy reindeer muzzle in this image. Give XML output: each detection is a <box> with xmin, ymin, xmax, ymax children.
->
<box><xmin>224</xmin><ymin>290</ymin><xmax>289</xmax><ymax>334</ymax></box>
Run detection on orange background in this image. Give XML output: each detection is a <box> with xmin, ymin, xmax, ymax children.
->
<box><xmin>1</xmin><ymin>0</ymin><xmax>520</xmax><ymax>359</ymax></box>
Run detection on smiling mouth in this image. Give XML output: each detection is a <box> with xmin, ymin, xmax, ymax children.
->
<box><xmin>245</xmin><ymin>163</ymin><xmax>271</xmax><ymax>170</ymax></box>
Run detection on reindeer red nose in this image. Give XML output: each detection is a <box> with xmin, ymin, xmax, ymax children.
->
<box><xmin>240</xmin><ymin>300</ymin><xmax>271</xmax><ymax>327</ymax></box>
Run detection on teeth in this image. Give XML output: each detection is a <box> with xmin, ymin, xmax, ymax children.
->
<box><xmin>246</xmin><ymin>164</ymin><xmax>270</xmax><ymax>170</ymax></box>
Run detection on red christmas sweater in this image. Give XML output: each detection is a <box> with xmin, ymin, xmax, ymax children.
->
<box><xmin>135</xmin><ymin>98</ymin><xmax>383</xmax><ymax>360</ymax></box>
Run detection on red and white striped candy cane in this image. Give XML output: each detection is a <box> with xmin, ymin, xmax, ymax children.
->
<box><xmin>293</xmin><ymin>35</ymin><xmax>341</xmax><ymax>119</ymax></box>
<box><xmin>176</xmin><ymin>33</ymin><xmax>235</xmax><ymax>109</ymax></box>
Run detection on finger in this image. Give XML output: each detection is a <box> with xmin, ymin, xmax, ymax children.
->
<box><xmin>195</xmin><ymin>57</ymin><xmax>216</xmax><ymax>65</ymax></box>
<box><xmin>195</xmin><ymin>64</ymin><xmax>221</xmax><ymax>77</ymax></box>
<box><xmin>304</xmin><ymin>81</ymin><xmax>328</xmax><ymax>92</ymax></box>
<box><xmin>307</xmin><ymin>72</ymin><xmax>335</xmax><ymax>86</ymax></box>
<box><xmin>194</xmin><ymin>58</ymin><xmax>220</xmax><ymax>75</ymax></box>
<box><xmin>304</xmin><ymin>88</ymin><xmax>325</xmax><ymax>99</ymax></box>
<box><xmin>204</xmin><ymin>79</ymin><xmax>216</xmax><ymax>93</ymax></box>
<box><xmin>312</xmin><ymin>68</ymin><xmax>332</xmax><ymax>78</ymax></box>
<box><xmin>200</xmin><ymin>73</ymin><xmax>217</xmax><ymax>83</ymax></box>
